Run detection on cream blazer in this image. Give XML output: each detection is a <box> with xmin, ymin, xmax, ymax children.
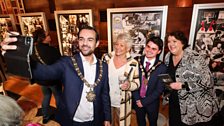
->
<box><xmin>102</xmin><ymin>51</ymin><xmax>140</xmax><ymax>126</ymax></box>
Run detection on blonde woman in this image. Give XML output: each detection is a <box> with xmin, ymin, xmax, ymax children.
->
<box><xmin>102</xmin><ymin>33</ymin><xmax>140</xmax><ymax>126</ymax></box>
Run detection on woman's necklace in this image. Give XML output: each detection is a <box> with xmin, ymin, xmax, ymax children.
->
<box><xmin>71</xmin><ymin>57</ymin><xmax>103</xmax><ymax>102</ymax></box>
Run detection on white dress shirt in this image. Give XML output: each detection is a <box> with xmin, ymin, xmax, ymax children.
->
<box><xmin>143</xmin><ymin>57</ymin><xmax>156</xmax><ymax>70</ymax></box>
<box><xmin>73</xmin><ymin>53</ymin><xmax>97</xmax><ymax>122</ymax></box>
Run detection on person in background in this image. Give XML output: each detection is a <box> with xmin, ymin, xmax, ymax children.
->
<box><xmin>0</xmin><ymin>95</ymin><xmax>24</xmax><ymax>126</ymax></box>
<box><xmin>0</xmin><ymin>94</ymin><xmax>43</xmax><ymax>126</ymax></box>
<box><xmin>0</xmin><ymin>50</ymin><xmax>7</xmax><ymax>95</ymax></box>
<box><xmin>102</xmin><ymin>33</ymin><xmax>140</xmax><ymax>126</ymax></box>
<box><xmin>132</xmin><ymin>37</ymin><xmax>167</xmax><ymax>126</ymax></box>
<box><xmin>31</xmin><ymin>28</ymin><xmax>62</xmax><ymax>124</ymax></box>
<box><xmin>164</xmin><ymin>31</ymin><xmax>218</xmax><ymax>126</ymax></box>
<box><xmin>1</xmin><ymin>26</ymin><xmax>111</xmax><ymax>126</ymax></box>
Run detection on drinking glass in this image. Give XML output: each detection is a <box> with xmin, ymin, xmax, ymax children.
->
<box><xmin>118</xmin><ymin>75</ymin><xmax>126</xmax><ymax>85</ymax></box>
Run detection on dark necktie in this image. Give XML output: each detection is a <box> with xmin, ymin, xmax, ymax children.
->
<box><xmin>140</xmin><ymin>61</ymin><xmax>150</xmax><ymax>98</ymax></box>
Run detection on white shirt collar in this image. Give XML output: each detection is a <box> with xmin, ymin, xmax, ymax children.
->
<box><xmin>79</xmin><ymin>52</ymin><xmax>97</xmax><ymax>65</ymax></box>
<box><xmin>144</xmin><ymin>57</ymin><xmax>156</xmax><ymax>68</ymax></box>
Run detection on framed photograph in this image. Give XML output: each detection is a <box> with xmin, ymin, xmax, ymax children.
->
<box><xmin>0</xmin><ymin>14</ymin><xmax>17</xmax><ymax>42</ymax></box>
<box><xmin>107</xmin><ymin>6</ymin><xmax>168</xmax><ymax>58</ymax></box>
<box><xmin>54</xmin><ymin>9</ymin><xmax>93</xmax><ymax>56</ymax></box>
<box><xmin>189</xmin><ymin>3</ymin><xmax>224</xmax><ymax>86</ymax></box>
<box><xmin>18</xmin><ymin>12</ymin><xmax>48</xmax><ymax>36</ymax></box>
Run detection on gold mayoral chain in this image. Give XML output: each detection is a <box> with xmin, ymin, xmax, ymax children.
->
<box><xmin>72</xmin><ymin>57</ymin><xmax>103</xmax><ymax>102</ymax></box>
<box><xmin>34</xmin><ymin>45</ymin><xmax>46</xmax><ymax>65</ymax></box>
<box><xmin>138</xmin><ymin>57</ymin><xmax>161</xmax><ymax>86</ymax></box>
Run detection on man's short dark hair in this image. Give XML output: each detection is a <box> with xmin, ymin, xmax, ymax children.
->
<box><xmin>32</xmin><ymin>28</ymin><xmax>46</xmax><ymax>43</ymax></box>
<box><xmin>78</xmin><ymin>25</ymin><xmax>99</xmax><ymax>42</ymax></box>
<box><xmin>146</xmin><ymin>36</ymin><xmax>164</xmax><ymax>51</ymax></box>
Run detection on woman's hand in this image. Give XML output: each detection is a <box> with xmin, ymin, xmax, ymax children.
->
<box><xmin>104</xmin><ymin>121</ymin><xmax>111</xmax><ymax>126</ymax></box>
<box><xmin>169</xmin><ymin>82</ymin><xmax>183</xmax><ymax>90</ymax></box>
<box><xmin>136</xmin><ymin>100</ymin><xmax>143</xmax><ymax>108</ymax></box>
<box><xmin>120</xmin><ymin>80</ymin><xmax>130</xmax><ymax>90</ymax></box>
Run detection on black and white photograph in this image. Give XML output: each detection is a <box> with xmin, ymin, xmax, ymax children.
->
<box><xmin>54</xmin><ymin>9</ymin><xmax>93</xmax><ymax>56</ymax></box>
<box><xmin>107</xmin><ymin>6</ymin><xmax>168</xmax><ymax>58</ymax></box>
<box><xmin>18</xmin><ymin>12</ymin><xmax>48</xmax><ymax>36</ymax></box>
<box><xmin>189</xmin><ymin>3</ymin><xmax>224</xmax><ymax>87</ymax></box>
<box><xmin>0</xmin><ymin>14</ymin><xmax>16</xmax><ymax>42</ymax></box>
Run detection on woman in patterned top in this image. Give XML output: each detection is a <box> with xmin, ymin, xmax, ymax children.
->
<box><xmin>164</xmin><ymin>31</ymin><xmax>218</xmax><ymax>126</ymax></box>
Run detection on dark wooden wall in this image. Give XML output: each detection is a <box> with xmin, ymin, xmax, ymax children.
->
<box><xmin>23</xmin><ymin>0</ymin><xmax>224</xmax><ymax>49</ymax></box>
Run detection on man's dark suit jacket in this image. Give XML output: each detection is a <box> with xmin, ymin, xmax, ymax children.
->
<box><xmin>133</xmin><ymin>55</ymin><xmax>167</xmax><ymax>114</ymax></box>
<box><xmin>31</xmin><ymin>43</ymin><xmax>61</xmax><ymax>85</ymax></box>
<box><xmin>32</xmin><ymin>53</ymin><xmax>111</xmax><ymax>126</ymax></box>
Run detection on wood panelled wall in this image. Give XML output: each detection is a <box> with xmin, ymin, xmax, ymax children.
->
<box><xmin>23</xmin><ymin>0</ymin><xmax>224</xmax><ymax>48</ymax></box>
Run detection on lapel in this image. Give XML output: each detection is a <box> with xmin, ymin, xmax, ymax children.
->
<box><xmin>74</xmin><ymin>53</ymin><xmax>84</xmax><ymax>75</ymax></box>
<box><xmin>140</xmin><ymin>55</ymin><xmax>145</xmax><ymax>65</ymax></box>
<box><xmin>153</xmin><ymin>57</ymin><xmax>160</xmax><ymax>66</ymax></box>
<box><xmin>147</xmin><ymin>57</ymin><xmax>160</xmax><ymax>74</ymax></box>
<box><xmin>74</xmin><ymin>53</ymin><xmax>100</xmax><ymax>88</ymax></box>
<box><xmin>140</xmin><ymin>55</ymin><xmax>145</xmax><ymax>68</ymax></box>
<box><xmin>95</xmin><ymin>59</ymin><xmax>100</xmax><ymax>83</ymax></box>
<box><xmin>142</xmin><ymin>56</ymin><xmax>161</xmax><ymax>78</ymax></box>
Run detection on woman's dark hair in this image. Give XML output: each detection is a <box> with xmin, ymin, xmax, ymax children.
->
<box><xmin>32</xmin><ymin>28</ymin><xmax>46</xmax><ymax>43</ymax></box>
<box><xmin>165</xmin><ymin>31</ymin><xmax>189</xmax><ymax>49</ymax></box>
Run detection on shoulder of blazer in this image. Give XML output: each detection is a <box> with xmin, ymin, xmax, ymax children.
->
<box><xmin>101</xmin><ymin>53</ymin><xmax>112</xmax><ymax>63</ymax></box>
<box><xmin>136</xmin><ymin>55</ymin><xmax>145</xmax><ymax>66</ymax></box>
<box><xmin>128</xmin><ymin>59</ymin><xmax>138</xmax><ymax>67</ymax></box>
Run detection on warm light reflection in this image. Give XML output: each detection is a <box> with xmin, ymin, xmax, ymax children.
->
<box><xmin>176</xmin><ymin>0</ymin><xmax>192</xmax><ymax>7</ymax></box>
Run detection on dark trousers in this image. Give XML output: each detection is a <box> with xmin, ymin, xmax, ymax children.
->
<box><xmin>169</xmin><ymin>90</ymin><xmax>182</xmax><ymax>126</ymax></box>
<box><xmin>134</xmin><ymin>102</ymin><xmax>159</xmax><ymax>126</ymax></box>
<box><xmin>42</xmin><ymin>84</ymin><xmax>62</xmax><ymax>119</ymax></box>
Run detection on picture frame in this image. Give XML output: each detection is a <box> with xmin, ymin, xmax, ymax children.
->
<box><xmin>0</xmin><ymin>14</ymin><xmax>17</xmax><ymax>42</ymax></box>
<box><xmin>107</xmin><ymin>6</ymin><xmax>168</xmax><ymax>59</ymax></box>
<box><xmin>54</xmin><ymin>9</ymin><xmax>93</xmax><ymax>56</ymax></box>
<box><xmin>189</xmin><ymin>3</ymin><xmax>224</xmax><ymax>86</ymax></box>
<box><xmin>18</xmin><ymin>12</ymin><xmax>48</xmax><ymax>36</ymax></box>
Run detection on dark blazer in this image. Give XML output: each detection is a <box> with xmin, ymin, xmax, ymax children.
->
<box><xmin>132</xmin><ymin>55</ymin><xmax>167</xmax><ymax>124</ymax></box>
<box><xmin>32</xmin><ymin>53</ymin><xmax>111</xmax><ymax>126</ymax></box>
<box><xmin>31</xmin><ymin>43</ymin><xmax>61</xmax><ymax>85</ymax></box>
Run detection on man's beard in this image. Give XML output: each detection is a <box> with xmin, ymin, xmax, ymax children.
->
<box><xmin>80</xmin><ymin>45</ymin><xmax>94</xmax><ymax>56</ymax></box>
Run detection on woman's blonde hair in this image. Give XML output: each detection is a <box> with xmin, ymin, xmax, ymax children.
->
<box><xmin>114</xmin><ymin>33</ymin><xmax>133</xmax><ymax>51</ymax></box>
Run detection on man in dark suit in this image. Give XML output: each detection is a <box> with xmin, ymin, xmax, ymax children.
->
<box><xmin>1</xmin><ymin>26</ymin><xmax>111</xmax><ymax>126</ymax></box>
<box><xmin>132</xmin><ymin>37</ymin><xmax>167</xmax><ymax>126</ymax></box>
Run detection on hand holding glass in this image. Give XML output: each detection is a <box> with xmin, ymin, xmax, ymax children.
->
<box><xmin>118</xmin><ymin>75</ymin><xmax>126</xmax><ymax>85</ymax></box>
<box><xmin>119</xmin><ymin>75</ymin><xmax>129</xmax><ymax>90</ymax></box>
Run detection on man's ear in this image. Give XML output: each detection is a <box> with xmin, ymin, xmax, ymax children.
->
<box><xmin>158</xmin><ymin>50</ymin><xmax>161</xmax><ymax>54</ymax></box>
